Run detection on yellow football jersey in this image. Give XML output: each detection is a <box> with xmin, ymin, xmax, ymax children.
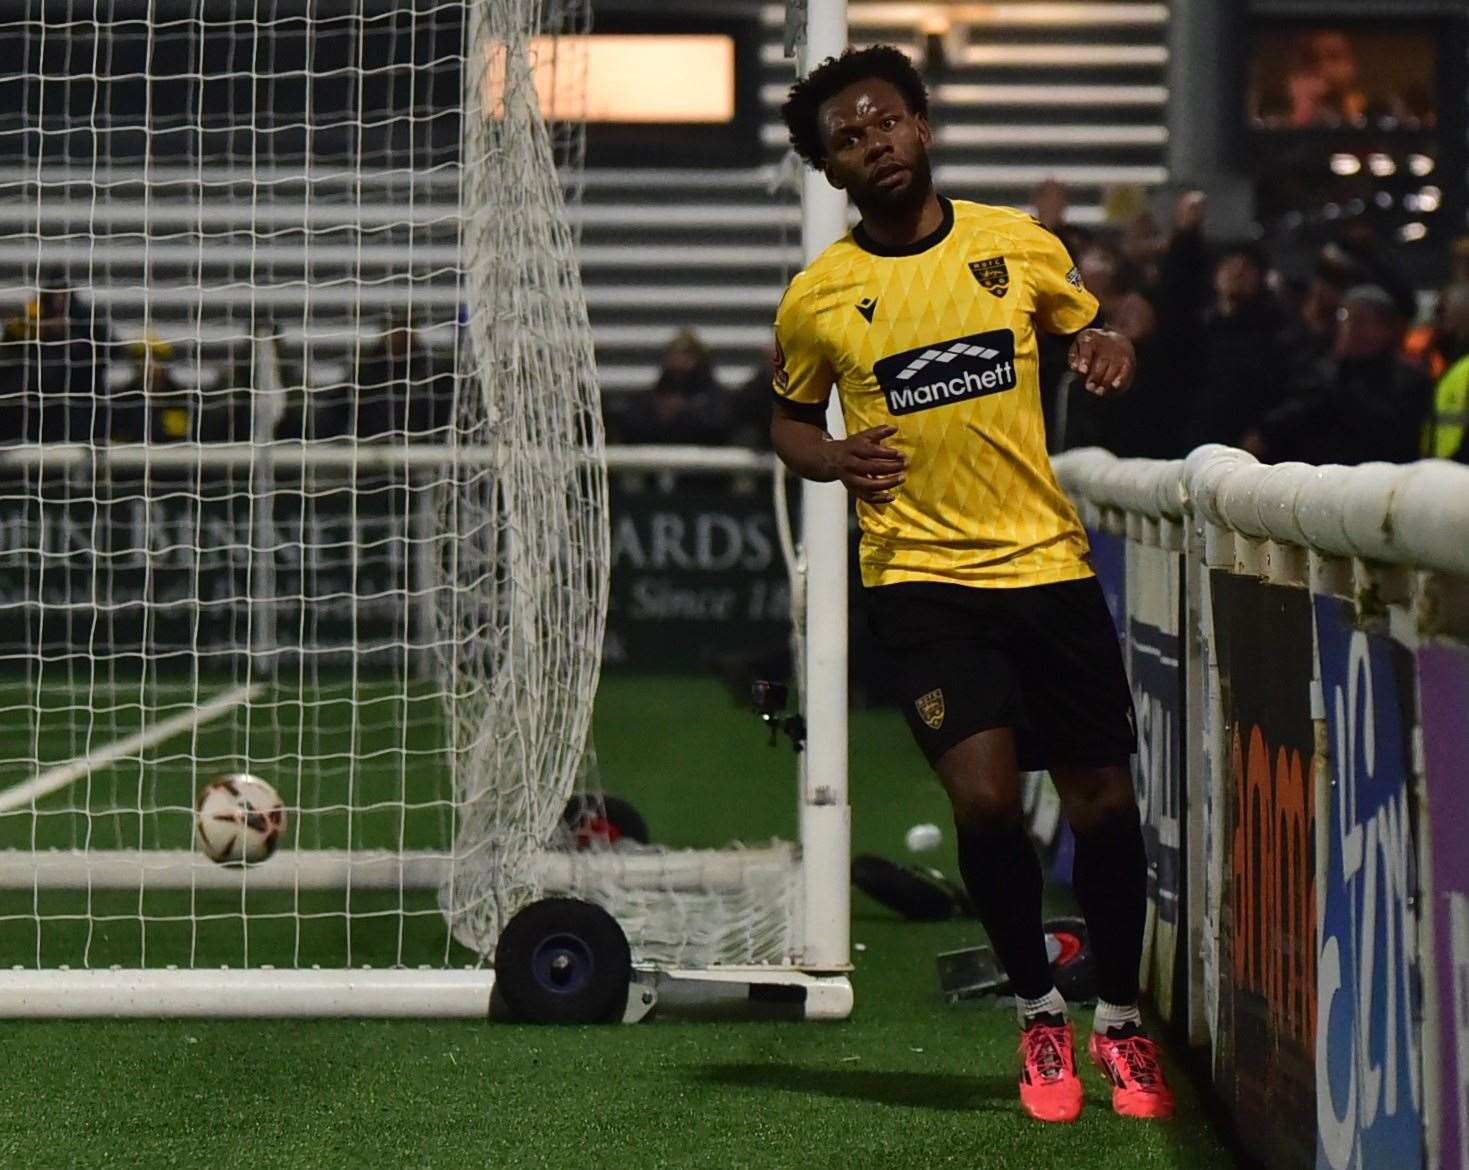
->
<box><xmin>773</xmin><ymin>196</ymin><xmax>1100</xmax><ymax>589</ymax></box>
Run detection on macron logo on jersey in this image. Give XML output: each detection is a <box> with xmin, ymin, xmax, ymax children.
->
<box><xmin>873</xmin><ymin>329</ymin><xmax>1017</xmax><ymax>416</ymax></box>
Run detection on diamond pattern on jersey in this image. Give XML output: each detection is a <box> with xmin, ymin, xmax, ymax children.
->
<box><xmin>782</xmin><ymin>200</ymin><xmax>1100</xmax><ymax>588</ymax></box>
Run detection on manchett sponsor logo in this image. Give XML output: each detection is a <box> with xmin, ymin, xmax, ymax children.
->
<box><xmin>873</xmin><ymin>329</ymin><xmax>1017</xmax><ymax>415</ymax></box>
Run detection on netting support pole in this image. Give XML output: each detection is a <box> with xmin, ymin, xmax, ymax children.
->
<box><xmin>796</xmin><ymin>0</ymin><xmax>850</xmax><ymax>972</ymax></box>
<box><xmin>250</xmin><ymin>328</ymin><xmax>285</xmax><ymax>671</ymax></box>
<box><xmin>411</xmin><ymin>477</ymin><xmax>436</xmax><ymax>679</ymax></box>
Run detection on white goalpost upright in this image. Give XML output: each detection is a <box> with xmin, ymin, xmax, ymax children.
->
<box><xmin>792</xmin><ymin>0</ymin><xmax>852</xmax><ymax>977</ymax></box>
<box><xmin>0</xmin><ymin>0</ymin><xmax>854</xmax><ymax>1019</ymax></box>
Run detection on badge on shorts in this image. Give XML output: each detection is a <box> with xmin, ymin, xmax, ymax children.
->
<box><xmin>915</xmin><ymin>688</ymin><xmax>946</xmax><ymax>730</ymax></box>
<box><xmin>968</xmin><ymin>256</ymin><xmax>1009</xmax><ymax>298</ymax></box>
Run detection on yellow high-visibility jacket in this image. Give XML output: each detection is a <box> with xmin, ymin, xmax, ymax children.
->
<box><xmin>1425</xmin><ymin>355</ymin><xmax>1469</xmax><ymax>459</ymax></box>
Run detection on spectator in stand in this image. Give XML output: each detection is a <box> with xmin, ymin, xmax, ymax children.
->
<box><xmin>1452</xmin><ymin>237</ymin><xmax>1469</xmax><ymax>287</ymax></box>
<box><xmin>1423</xmin><ymin>284</ymin><xmax>1469</xmax><ymax>461</ymax></box>
<box><xmin>1031</xmin><ymin>178</ymin><xmax>1091</xmax><ymax>262</ymax></box>
<box><xmin>730</xmin><ymin>344</ymin><xmax>777</xmax><ymax>451</ymax></box>
<box><xmin>616</xmin><ymin>328</ymin><xmax>731</xmax><ymax>446</ymax></box>
<box><xmin>0</xmin><ymin>279</ymin><xmax>112</xmax><ymax>444</ymax></box>
<box><xmin>1183</xmin><ymin>241</ymin><xmax>1297</xmax><ymax>451</ymax></box>
<box><xmin>1404</xmin><ymin>285</ymin><xmax>1457</xmax><ymax>384</ymax></box>
<box><xmin>1328</xmin><ymin>221</ymin><xmax>1417</xmax><ymax>322</ymax></box>
<box><xmin>1285</xmin><ymin>254</ymin><xmax>1355</xmax><ymax>371</ymax></box>
<box><xmin>1119</xmin><ymin>208</ymin><xmax>1166</xmax><ymax>291</ymax></box>
<box><xmin>319</xmin><ymin>313</ymin><xmax>454</xmax><ymax>441</ymax></box>
<box><xmin>109</xmin><ymin>336</ymin><xmax>204</xmax><ymax>443</ymax></box>
<box><xmin>1149</xmin><ymin>190</ymin><xmax>1213</xmax><ymax>413</ymax></box>
<box><xmin>1249</xmin><ymin>284</ymin><xmax>1432</xmax><ymax>466</ymax></box>
<box><xmin>1063</xmin><ymin>241</ymin><xmax>1177</xmax><ymax>456</ymax></box>
<box><xmin>1154</xmin><ymin>189</ymin><xmax>1213</xmax><ymax>327</ymax></box>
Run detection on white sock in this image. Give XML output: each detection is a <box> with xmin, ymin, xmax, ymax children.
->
<box><xmin>1016</xmin><ymin>986</ymin><xmax>1067</xmax><ymax>1026</ymax></box>
<box><xmin>1093</xmin><ymin>999</ymin><xmax>1143</xmax><ymax>1034</ymax></box>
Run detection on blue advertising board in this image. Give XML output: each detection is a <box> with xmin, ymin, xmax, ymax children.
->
<box><xmin>1126</xmin><ymin>542</ymin><xmax>1183</xmax><ymax>1024</ymax></box>
<box><xmin>1313</xmin><ymin>595</ymin><xmax>1423</xmax><ymax>1170</ymax></box>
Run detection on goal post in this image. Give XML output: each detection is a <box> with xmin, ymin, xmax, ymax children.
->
<box><xmin>794</xmin><ymin>0</ymin><xmax>852</xmax><ymax>975</ymax></box>
<box><xmin>0</xmin><ymin>0</ymin><xmax>855</xmax><ymax>1019</ymax></box>
<box><xmin>0</xmin><ymin>444</ymin><xmax>851</xmax><ymax>1018</ymax></box>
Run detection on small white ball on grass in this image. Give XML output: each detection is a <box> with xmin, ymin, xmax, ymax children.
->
<box><xmin>904</xmin><ymin>822</ymin><xmax>942</xmax><ymax>853</ymax></box>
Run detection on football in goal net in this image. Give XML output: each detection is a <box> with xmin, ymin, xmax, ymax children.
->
<box><xmin>0</xmin><ymin>0</ymin><xmax>852</xmax><ymax>1020</ymax></box>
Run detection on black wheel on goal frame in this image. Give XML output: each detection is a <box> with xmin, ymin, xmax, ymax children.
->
<box><xmin>494</xmin><ymin>897</ymin><xmax>632</xmax><ymax>1024</ymax></box>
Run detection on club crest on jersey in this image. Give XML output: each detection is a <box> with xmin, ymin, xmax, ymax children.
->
<box><xmin>915</xmin><ymin>688</ymin><xmax>945</xmax><ymax>730</ymax></box>
<box><xmin>872</xmin><ymin>329</ymin><xmax>1018</xmax><ymax>416</ymax></box>
<box><xmin>968</xmin><ymin>256</ymin><xmax>1009</xmax><ymax>298</ymax></box>
<box><xmin>773</xmin><ymin>337</ymin><xmax>789</xmax><ymax>392</ymax></box>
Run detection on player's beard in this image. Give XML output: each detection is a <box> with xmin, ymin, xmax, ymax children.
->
<box><xmin>857</xmin><ymin>150</ymin><xmax>933</xmax><ymax>217</ymax></box>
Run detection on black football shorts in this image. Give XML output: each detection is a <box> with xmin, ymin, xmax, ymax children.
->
<box><xmin>863</xmin><ymin>575</ymin><xmax>1136</xmax><ymax>771</ymax></box>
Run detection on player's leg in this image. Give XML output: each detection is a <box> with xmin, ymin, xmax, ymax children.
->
<box><xmin>1007</xmin><ymin>577</ymin><xmax>1175</xmax><ymax>1119</ymax></box>
<box><xmin>935</xmin><ymin>727</ymin><xmax>1053</xmax><ymax>1006</ymax></box>
<box><xmin>935</xmin><ymin>728</ymin><xmax>1083</xmax><ymax>1123</ymax></box>
<box><xmin>865</xmin><ymin>582</ymin><xmax>1082</xmax><ymax>1123</ymax></box>
<box><xmin>1049</xmin><ymin>761</ymin><xmax>1173</xmax><ymax>1118</ymax></box>
<box><xmin>1049</xmin><ymin>760</ymin><xmax>1147</xmax><ymax>1021</ymax></box>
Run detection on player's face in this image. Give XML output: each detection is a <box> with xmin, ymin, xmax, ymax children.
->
<box><xmin>817</xmin><ymin>78</ymin><xmax>932</xmax><ymax>210</ymax></box>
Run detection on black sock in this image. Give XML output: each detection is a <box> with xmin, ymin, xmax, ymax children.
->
<box><xmin>1070</xmin><ymin>804</ymin><xmax>1149</xmax><ymax>1007</ymax></box>
<box><xmin>954</xmin><ymin>819</ymin><xmax>1052</xmax><ymax>1001</ymax></box>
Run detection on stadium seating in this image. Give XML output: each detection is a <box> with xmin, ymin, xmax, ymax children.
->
<box><xmin>0</xmin><ymin>1</ymin><xmax>1168</xmax><ymax>405</ymax></box>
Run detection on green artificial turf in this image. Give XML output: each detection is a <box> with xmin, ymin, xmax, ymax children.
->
<box><xmin>0</xmin><ymin>673</ymin><xmax>1237</xmax><ymax>1169</ymax></box>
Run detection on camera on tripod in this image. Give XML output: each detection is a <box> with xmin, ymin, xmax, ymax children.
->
<box><xmin>750</xmin><ymin>680</ymin><xmax>805</xmax><ymax>751</ymax></box>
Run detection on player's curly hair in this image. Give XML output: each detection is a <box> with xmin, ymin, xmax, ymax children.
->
<box><xmin>780</xmin><ymin>45</ymin><xmax>929</xmax><ymax>169</ymax></box>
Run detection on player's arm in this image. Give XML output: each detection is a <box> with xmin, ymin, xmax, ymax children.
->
<box><xmin>768</xmin><ymin>283</ymin><xmax>906</xmax><ymax>505</ymax></box>
<box><xmin>772</xmin><ymin>403</ymin><xmax>907</xmax><ymax>505</ymax></box>
<box><xmin>1025</xmin><ymin>221</ymin><xmax>1136</xmax><ymax>397</ymax></box>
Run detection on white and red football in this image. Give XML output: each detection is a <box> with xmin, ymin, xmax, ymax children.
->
<box><xmin>195</xmin><ymin>774</ymin><xmax>286</xmax><ymax>865</ymax></box>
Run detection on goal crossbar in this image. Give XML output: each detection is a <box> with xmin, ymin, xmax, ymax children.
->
<box><xmin>0</xmin><ymin>443</ymin><xmax>778</xmax><ymax>475</ymax></box>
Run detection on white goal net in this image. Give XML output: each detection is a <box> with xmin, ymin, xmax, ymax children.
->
<box><xmin>0</xmin><ymin>0</ymin><xmax>827</xmax><ymax>1013</ymax></box>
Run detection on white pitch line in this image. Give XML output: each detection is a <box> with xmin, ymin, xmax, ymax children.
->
<box><xmin>0</xmin><ymin>683</ymin><xmax>263</xmax><ymax>814</ymax></box>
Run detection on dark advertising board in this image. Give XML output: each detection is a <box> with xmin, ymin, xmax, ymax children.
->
<box><xmin>0</xmin><ymin>471</ymin><xmax>793</xmax><ymax>672</ymax></box>
<box><xmin>1210</xmin><ymin>571</ymin><xmax>1317</xmax><ymax>1170</ymax></box>
<box><xmin>0</xmin><ymin>471</ymin><xmax>426</xmax><ymax>664</ymax></box>
<box><xmin>1420</xmin><ymin>641</ymin><xmax>1469</xmax><ymax>1170</ymax></box>
<box><xmin>603</xmin><ymin>479</ymin><xmax>789</xmax><ymax>669</ymax></box>
<box><xmin>1313</xmin><ymin>595</ymin><xmax>1423</xmax><ymax>1170</ymax></box>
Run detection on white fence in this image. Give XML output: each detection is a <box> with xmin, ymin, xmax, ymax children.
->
<box><xmin>1055</xmin><ymin>445</ymin><xmax>1469</xmax><ymax>1170</ymax></box>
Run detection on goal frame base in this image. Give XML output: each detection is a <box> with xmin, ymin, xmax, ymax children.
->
<box><xmin>0</xmin><ymin>966</ymin><xmax>853</xmax><ymax>1020</ymax></box>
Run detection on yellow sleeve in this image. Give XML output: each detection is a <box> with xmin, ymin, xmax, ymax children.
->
<box><xmin>1022</xmin><ymin>220</ymin><xmax>1100</xmax><ymax>336</ymax></box>
<box><xmin>772</xmin><ymin>275</ymin><xmax>836</xmax><ymax>409</ymax></box>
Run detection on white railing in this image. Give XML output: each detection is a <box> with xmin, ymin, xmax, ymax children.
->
<box><xmin>1057</xmin><ymin>444</ymin><xmax>1469</xmax><ymax>575</ymax></box>
<box><xmin>1053</xmin><ymin>443</ymin><xmax>1469</xmax><ymax>1169</ymax></box>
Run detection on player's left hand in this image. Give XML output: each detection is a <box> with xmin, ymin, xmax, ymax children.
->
<box><xmin>1068</xmin><ymin>329</ymin><xmax>1136</xmax><ymax>396</ymax></box>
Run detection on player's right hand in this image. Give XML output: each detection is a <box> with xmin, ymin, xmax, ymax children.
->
<box><xmin>823</xmin><ymin>424</ymin><xmax>907</xmax><ymax>507</ymax></box>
